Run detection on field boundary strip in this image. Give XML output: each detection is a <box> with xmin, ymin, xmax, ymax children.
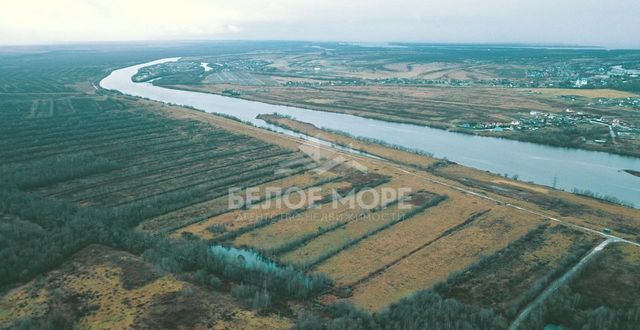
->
<box><xmin>341</xmin><ymin>208</ymin><xmax>491</xmax><ymax>291</ymax></box>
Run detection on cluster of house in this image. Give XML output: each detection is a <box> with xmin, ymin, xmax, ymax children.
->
<box><xmin>458</xmin><ymin>109</ymin><xmax>639</xmax><ymax>138</ymax></box>
<box><xmin>457</xmin><ymin>121</ymin><xmax>519</xmax><ymax>132</ymax></box>
<box><xmin>132</xmin><ymin>61</ymin><xmax>205</xmax><ymax>82</ymax></box>
<box><xmin>591</xmin><ymin>97</ymin><xmax>640</xmax><ymax>108</ymax></box>
<box><xmin>221</xmin><ymin>59</ymin><xmax>271</xmax><ymax>72</ymax></box>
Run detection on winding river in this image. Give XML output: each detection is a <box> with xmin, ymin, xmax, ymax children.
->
<box><xmin>101</xmin><ymin>58</ymin><xmax>640</xmax><ymax>207</ymax></box>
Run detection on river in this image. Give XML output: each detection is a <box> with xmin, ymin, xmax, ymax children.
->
<box><xmin>100</xmin><ymin>58</ymin><xmax>640</xmax><ymax>207</ymax></box>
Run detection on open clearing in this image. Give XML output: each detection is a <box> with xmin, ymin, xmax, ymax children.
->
<box><xmin>0</xmin><ymin>245</ymin><xmax>291</xmax><ymax>329</ymax></box>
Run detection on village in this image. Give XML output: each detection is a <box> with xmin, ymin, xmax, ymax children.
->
<box><xmin>458</xmin><ymin>108</ymin><xmax>640</xmax><ymax>143</ymax></box>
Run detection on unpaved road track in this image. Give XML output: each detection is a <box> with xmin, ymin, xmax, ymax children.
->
<box><xmin>507</xmin><ymin>238</ymin><xmax>619</xmax><ymax>330</ymax></box>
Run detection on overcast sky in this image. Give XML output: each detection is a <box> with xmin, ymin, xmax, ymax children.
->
<box><xmin>1</xmin><ymin>0</ymin><xmax>639</xmax><ymax>48</ymax></box>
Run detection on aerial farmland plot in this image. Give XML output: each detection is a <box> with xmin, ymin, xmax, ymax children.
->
<box><xmin>346</xmin><ymin>211</ymin><xmax>542</xmax><ymax>310</ymax></box>
<box><xmin>1</xmin><ymin>40</ymin><xmax>640</xmax><ymax>329</ymax></box>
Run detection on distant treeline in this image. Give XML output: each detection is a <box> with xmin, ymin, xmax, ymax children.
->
<box><xmin>572</xmin><ymin>188</ymin><xmax>635</xmax><ymax>208</ymax></box>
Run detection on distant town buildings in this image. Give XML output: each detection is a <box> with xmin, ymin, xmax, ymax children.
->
<box><xmin>574</xmin><ymin>78</ymin><xmax>588</xmax><ymax>87</ymax></box>
<box><xmin>457</xmin><ymin>109</ymin><xmax>639</xmax><ymax>143</ymax></box>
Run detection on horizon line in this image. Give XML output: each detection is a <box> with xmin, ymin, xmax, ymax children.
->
<box><xmin>1</xmin><ymin>39</ymin><xmax>638</xmax><ymax>51</ymax></box>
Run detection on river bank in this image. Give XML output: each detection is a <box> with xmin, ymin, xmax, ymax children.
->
<box><xmin>100</xmin><ymin>58</ymin><xmax>640</xmax><ymax>206</ymax></box>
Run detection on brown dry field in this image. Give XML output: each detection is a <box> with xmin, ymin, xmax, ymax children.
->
<box><xmin>530</xmin><ymin>88</ymin><xmax>638</xmax><ymax>98</ymax></box>
<box><xmin>279</xmin><ymin>198</ymin><xmax>420</xmax><ymax>267</ymax></box>
<box><xmin>435</xmin><ymin>164</ymin><xmax>640</xmax><ymax>240</ymax></box>
<box><xmin>312</xmin><ymin>197</ymin><xmax>491</xmax><ymax>287</ymax></box>
<box><xmin>173</xmin><ymin>84</ymin><xmax>564</xmax><ymax>123</ymax></box>
<box><xmin>348</xmin><ymin>210</ymin><xmax>543</xmax><ymax>310</ymax></box>
<box><xmin>230</xmin><ymin>178</ymin><xmax>367</xmax><ymax>241</ymax></box>
<box><xmin>338</xmin><ymin>62</ymin><xmax>499</xmax><ymax>80</ymax></box>
<box><xmin>491</xmin><ymin>178</ymin><xmax>550</xmax><ymax>194</ymax></box>
<box><xmin>261</xmin><ymin>55</ymin><xmax>504</xmax><ymax>81</ymax></box>
<box><xmin>232</xmin><ymin>187</ymin><xmax>385</xmax><ymax>251</ymax></box>
<box><xmin>0</xmin><ymin>245</ymin><xmax>292</xmax><ymax>329</ymax></box>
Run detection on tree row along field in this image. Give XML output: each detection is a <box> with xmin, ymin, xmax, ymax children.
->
<box><xmin>2</xmin><ymin>44</ymin><xmax>640</xmax><ymax>329</ymax></box>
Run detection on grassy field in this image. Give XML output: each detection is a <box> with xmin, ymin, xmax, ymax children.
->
<box><xmin>0</xmin><ymin>244</ymin><xmax>291</xmax><ymax>329</ymax></box>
